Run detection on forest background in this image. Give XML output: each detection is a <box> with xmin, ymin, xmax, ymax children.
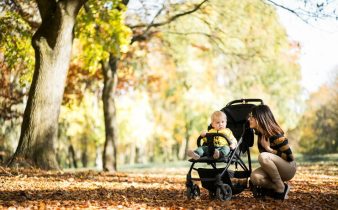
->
<box><xmin>0</xmin><ymin>0</ymin><xmax>337</xmax><ymax>171</ymax></box>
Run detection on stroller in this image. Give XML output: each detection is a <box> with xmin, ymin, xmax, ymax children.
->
<box><xmin>186</xmin><ymin>98</ymin><xmax>263</xmax><ymax>200</ymax></box>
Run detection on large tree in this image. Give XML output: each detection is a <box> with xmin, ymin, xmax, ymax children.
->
<box><xmin>8</xmin><ymin>0</ymin><xmax>87</xmax><ymax>170</ymax></box>
<box><xmin>74</xmin><ymin>0</ymin><xmax>132</xmax><ymax>171</ymax></box>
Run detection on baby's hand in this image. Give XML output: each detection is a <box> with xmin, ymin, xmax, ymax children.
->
<box><xmin>200</xmin><ymin>131</ymin><xmax>207</xmax><ymax>137</ymax></box>
<box><xmin>230</xmin><ymin>143</ymin><xmax>237</xmax><ymax>150</ymax></box>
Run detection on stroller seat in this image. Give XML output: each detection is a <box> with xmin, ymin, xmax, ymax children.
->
<box><xmin>188</xmin><ymin>156</ymin><xmax>234</xmax><ymax>163</ymax></box>
<box><xmin>188</xmin><ymin>154</ymin><xmax>243</xmax><ymax>164</ymax></box>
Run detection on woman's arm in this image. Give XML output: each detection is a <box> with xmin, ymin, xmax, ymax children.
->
<box><xmin>260</xmin><ymin>136</ymin><xmax>274</xmax><ymax>153</ymax></box>
<box><xmin>271</xmin><ymin>137</ymin><xmax>294</xmax><ymax>161</ymax></box>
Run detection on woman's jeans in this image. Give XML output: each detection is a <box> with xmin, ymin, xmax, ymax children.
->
<box><xmin>250</xmin><ymin>152</ymin><xmax>297</xmax><ymax>192</ymax></box>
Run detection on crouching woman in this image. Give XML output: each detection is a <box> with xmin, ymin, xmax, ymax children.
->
<box><xmin>248</xmin><ymin>105</ymin><xmax>297</xmax><ymax>200</ymax></box>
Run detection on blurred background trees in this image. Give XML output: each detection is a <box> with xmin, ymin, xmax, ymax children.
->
<box><xmin>289</xmin><ymin>73</ymin><xmax>338</xmax><ymax>155</ymax></box>
<box><xmin>0</xmin><ymin>0</ymin><xmax>337</xmax><ymax>169</ymax></box>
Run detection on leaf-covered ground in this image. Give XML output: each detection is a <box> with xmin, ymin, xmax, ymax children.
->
<box><xmin>0</xmin><ymin>162</ymin><xmax>337</xmax><ymax>209</ymax></box>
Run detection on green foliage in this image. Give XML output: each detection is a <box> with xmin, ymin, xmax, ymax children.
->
<box><xmin>0</xmin><ymin>9</ymin><xmax>34</xmax><ymax>158</ymax></box>
<box><xmin>0</xmin><ymin>11</ymin><xmax>34</xmax><ymax>84</ymax></box>
<box><xmin>58</xmin><ymin>93</ymin><xmax>105</xmax><ymax>168</ymax></box>
<box><xmin>75</xmin><ymin>0</ymin><xmax>132</xmax><ymax>72</ymax></box>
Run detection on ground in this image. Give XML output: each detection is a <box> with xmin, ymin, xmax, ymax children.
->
<box><xmin>0</xmin><ymin>162</ymin><xmax>337</xmax><ymax>209</ymax></box>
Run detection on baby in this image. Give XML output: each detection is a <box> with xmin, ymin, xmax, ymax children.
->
<box><xmin>188</xmin><ymin>111</ymin><xmax>237</xmax><ymax>160</ymax></box>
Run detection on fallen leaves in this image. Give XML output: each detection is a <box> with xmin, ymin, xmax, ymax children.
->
<box><xmin>0</xmin><ymin>162</ymin><xmax>337</xmax><ymax>209</ymax></box>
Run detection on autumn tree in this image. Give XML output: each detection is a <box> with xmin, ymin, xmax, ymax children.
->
<box><xmin>73</xmin><ymin>0</ymin><xmax>132</xmax><ymax>171</ymax></box>
<box><xmin>294</xmin><ymin>75</ymin><xmax>338</xmax><ymax>154</ymax></box>
<box><xmin>7</xmin><ymin>0</ymin><xmax>87</xmax><ymax>170</ymax></box>
<box><xmin>0</xmin><ymin>1</ymin><xmax>37</xmax><ymax>163</ymax></box>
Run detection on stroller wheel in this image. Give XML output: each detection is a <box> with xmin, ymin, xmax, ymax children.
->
<box><xmin>216</xmin><ymin>184</ymin><xmax>232</xmax><ymax>201</ymax></box>
<box><xmin>186</xmin><ymin>184</ymin><xmax>200</xmax><ymax>200</ymax></box>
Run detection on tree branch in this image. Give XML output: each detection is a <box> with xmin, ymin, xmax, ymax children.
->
<box><xmin>62</xmin><ymin>0</ymin><xmax>88</xmax><ymax>17</ymax></box>
<box><xmin>9</xmin><ymin>0</ymin><xmax>40</xmax><ymax>29</ymax></box>
<box><xmin>128</xmin><ymin>0</ymin><xmax>209</xmax><ymax>29</ymax></box>
<box><xmin>129</xmin><ymin>0</ymin><xmax>209</xmax><ymax>44</ymax></box>
<box><xmin>144</xmin><ymin>5</ymin><xmax>165</xmax><ymax>33</ymax></box>
<box><xmin>36</xmin><ymin>0</ymin><xmax>56</xmax><ymax>20</ymax></box>
<box><xmin>266</xmin><ymin>0</ymin><xmax>337</xmax><ymax>24</ymax></box>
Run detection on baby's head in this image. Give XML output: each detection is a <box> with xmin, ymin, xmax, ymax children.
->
<box><xmin>211</xmin><ymin>111</ymin><xmax>227</xmax><ymax>130</ymax></box>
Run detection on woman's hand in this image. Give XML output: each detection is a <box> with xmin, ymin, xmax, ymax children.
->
<box><xmin>200</xmin><ymin>131</ymin><xmax>207</xmax><ymax>137</ymax></box>
<box><xmin>260</xmin><ymin>137</ymin><xmax>273</xmax><ymax>153</ymax></box>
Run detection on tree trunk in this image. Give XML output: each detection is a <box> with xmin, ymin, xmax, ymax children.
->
<box><xmin>8</xmin><ymin>0</ymin><xmax>86</xmax><ymax>170</ymax></box>
<box><xmin>129</xmin><ymin>143</ymin><xmax>136</xmax><ymax>164</ymax></box>
<box><xmin>68</xmin><ymin>144</ymin><xmax>77</xmax><ymax>168</ymax></box>
<box><xmin>178</xmin><ymin>139</ymin><xmax>187</xmax><ymax>160</ymax></box>
<box><xmin>178</xmin><ymin>120</ymin><xmax>192</xmax><ymax>160</ymax></box>
<box><xmin>184</xmin><ymin>136</ymin><xmax>189</xmax><ymax>159</ymax></box>
<box><xmin>81</xmin><ymin>150</ymin><xmax>88</xmax><ymax>168</ymax></box>
<box><xmin>101</xmin><ymin>53</ymin><xmax>118</xmax><ymax>172</ymax></box>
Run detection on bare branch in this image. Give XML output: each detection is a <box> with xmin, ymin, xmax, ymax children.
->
<box><xmin>130</xmin><ymin>0</ymin><xmax>209</xmax><ymax>44</ymax></box>
<box><xmin>128</xmin><ymin>0</ymin><xmax>209</xmax><ymax>29</ymax></box>
<box><xmin>266</xmin><ymin>0</ymin><xmax>338</xmax><ymax>23</ymax></box>
<box><xmin>266</xmin><ymin>0</ymin><xmax>312</xmax><ymax>23</ymax></box>
<box><xmin>145</xmin><ymin>5</ymin><xmax>165</xmax><ymax>32</ymax></box>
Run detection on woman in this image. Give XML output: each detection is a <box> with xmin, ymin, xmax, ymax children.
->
<box><xmin>249</xmin><ymin>105</ymin><xmax>297</xmax><ymax>200</ymax></box>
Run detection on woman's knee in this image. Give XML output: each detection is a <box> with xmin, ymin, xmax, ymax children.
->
<box><xmin>258</xmin><ymin>152</ymin><xmax>272</xmax><ymax>166</ymax></box>
<box><xmin>250</xmin><ymin>172</ymin><xmax>259</xmax><ymax>185</ymax></box>
<box><xmin>250</xmin><ymin>170</ymin><xmax>264</xmax><ymax>185</ymax></box>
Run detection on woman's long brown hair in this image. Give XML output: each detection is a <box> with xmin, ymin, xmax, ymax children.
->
<box><xmin>251</xmin><ymin>105</ymin><xmax>284</xmax><ymax>137</ymax></box>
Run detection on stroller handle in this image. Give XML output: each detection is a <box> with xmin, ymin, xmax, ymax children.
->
<box><xmin>197</xmin><ymin>133</ymin><xmax>233</xmax><ymax>147</ymax></box>
<box><xmin>226</xmin><ymin>98</ymin><xmax>263</xmax><ymax>106</ymax></box>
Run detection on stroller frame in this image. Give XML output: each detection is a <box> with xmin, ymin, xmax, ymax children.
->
<box><xmin>186</xmin><ymin>98</ymin><xmax>263</xmax><ymax>200</ymax></box>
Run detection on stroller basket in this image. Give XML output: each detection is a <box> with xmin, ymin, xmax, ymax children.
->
<box><xmin>197</xmin><ymin>168</ymin><xmax>250</xmax><ymax>195</ymax></box>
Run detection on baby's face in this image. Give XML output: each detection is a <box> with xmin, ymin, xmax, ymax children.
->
<box><xmin>211</xmin><ymin>116</ymin><xmax>226</xmax><ymax>130</ymax></box>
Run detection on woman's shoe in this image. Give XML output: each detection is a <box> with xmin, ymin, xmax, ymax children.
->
<box><xmin>250</xmin><ymin>182</ymin><xmax>272</xmax><ymax>198</ymax></box>
<box><xmin>273</xmin><ymin>183</ymin><xmax>290</xmax><ymax>200</ymax></box>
